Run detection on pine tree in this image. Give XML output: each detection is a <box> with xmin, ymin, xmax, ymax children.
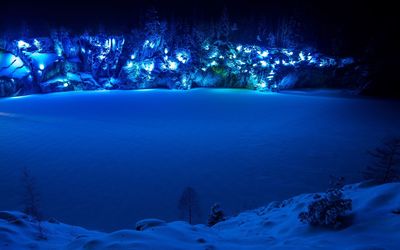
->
<box><xmin>21</xmin><ymin>167</ymin><xmax>46</xmax><ymax>240</ymax></box>
<box><xmin>299</xmin><ymin>176</ymin><xmax>352</xmax><ymax>229</ymax></box>
<box><xmin>178</xmin><ymin>186</ymin><xmax>201</xmax><ymax>224</ymax></box>
<box><xmin>217</xmin><ymin>7</ymin><xmax>231</xmax><ymax>42</ymax></box>
<box><xmin>207</xmin><ymin>203</ymin><xmax>226</xmax><ymax>227</ymax></box>
<box><xmin>363</xmin><ymin>137</ymin><xmax>400</xmax><ymax>183</ymax></box>
<box><xmin>21</xmin><ymin>167</ymin><xmax>41</xmax><ymax>219</ymax></box>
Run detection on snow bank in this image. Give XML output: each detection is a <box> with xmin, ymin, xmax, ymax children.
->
<box><xmin>1</xmin><ymin>182</ymin><xmax>399</xmax><ymax>249</ymax></box>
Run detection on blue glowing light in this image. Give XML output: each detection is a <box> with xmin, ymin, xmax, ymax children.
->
<box><xmin>17</xmin><ymin>40</ymin><xmax>30</xmax><ymax>49</ymax></box>
<box><xmin>1</xmin><ymin>32</ymin><xmax>350</xmax><ymax>95</ymax></box>
<box><xmin>244</xmin><ymin>47</ymin><xmax>252</xmax><ymax>53</ymax></box>
<box><xmin>258</xmin><ymin>50</ymin><xmax>269</xmax><ymax>58</ymax></box>
<box><xmin>299</xmin><ymin>51</ymin><xmax>305</xmax><ymax>61</ymax></box>
<box><xmin>210</xmin><ymin>61</ymin><xmax>218</xmax><ymax>66</ymax></box>
<box><xmin>126</xmin><ymin>61</ymin><xmax>134</xmax><ymax>68</ymax></box>
<box><xmin>176</xmin><ymin>50</ymin><xmax>190</xmax><ymax>64</ymax></box>
<box><xmin>142</xmin><ymin>61</ymin><xmax>155</xmax><ymax>72</ymax></box>
<box><xmin>33</xmin><ymin>39</ymin><xmax>41</xmax><ymax>50</ymax></box>
<box><xmin>260</xmin><ymin>61</ymin><xmax>268</xmax><ymax>67</ymax></box>
<box><xmin>168</xmin><ymin>60</ymin><xmax>178</xmax><ymax>70</ymax></box>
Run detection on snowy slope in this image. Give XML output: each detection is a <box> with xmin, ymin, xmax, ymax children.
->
<box><xmin>1</xmin><ymin>182</ymin><xmax>399</xmax><ymax>250</ymax></box>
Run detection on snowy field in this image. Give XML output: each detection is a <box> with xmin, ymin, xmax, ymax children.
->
<box><xmin>1</xmin><ymin>182</ymin><xmax>399</xmax><ymax>249</ymax></box>
<box><xmin>0</xmin><ymin>89</ymin><xmax>399</xmax><ymax>231</ymax></box>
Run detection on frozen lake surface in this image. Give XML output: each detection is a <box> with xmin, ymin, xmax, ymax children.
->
<box><xmin>0</xmin><ymin>89</ymin><xmax>399</xmax><ymax>231</ymax></box>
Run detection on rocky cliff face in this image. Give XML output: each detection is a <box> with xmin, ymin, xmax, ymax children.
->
<box><xmin>0</xmin><ymin>36</ymin><xmax>360</xmax><ymax>97</ymax></box>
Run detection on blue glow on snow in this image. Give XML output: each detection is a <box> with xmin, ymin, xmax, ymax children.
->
<box><xmin>209</xmin><ymin>61</ymin><xmax>218</xmax><ymax>66</ymax></box>
<box><xmin>33</xmin><ymin>39</ymin><xmax>41</xmax><ymax>50</ymax></box>
<box><xmin>17</xmin><ymin>40</ymin><xmax>30</xmax><ymax>49</ymax></box>
<box><xmin>260</xmin><ymin>61</ymin><xmax>268</xmax><ymax>67</ymax></box>
<box><xmin>299</xmin><ymin>51</ymin><xmax>305</xmax><ymax>61</ymax></box>
<box><xmin>244</xmin><ymin>47</ymin><xmax>252</xmax><ymax>53</ymax></box>
<box><xmin>258</xmin><ymin>50</ymin><xmax>268</xmax><ymax>58</ymax></box>
<box><xmin>176</xmin><ymin>50</ymin><xmax>190</xmax><ymax>64</ymax></box>
<box><xmin>168</xmin><ymin>60</ymin><xmax>178</xmax><ymax>70</ymax></box>
<box><xmin>39</xmin><ymin>64</ymin><xmax>45</xmax><ymax>70</ymax></box>
<box><xmin>142</xmin><ymin>60</ymin><xmax>155</xmax><ymax>72</ymax></box>
<box><xmin>126</xmin><ymin>61</ymin><xmax>134</xmax><ymax>68</ymax></box>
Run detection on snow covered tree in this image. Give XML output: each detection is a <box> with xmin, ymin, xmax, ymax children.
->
<box><xmin>207</xmin><ymin>203</ymin><xmax>226</xmax><ymax>227</ymax></box>
<box><xmin>363</xmin><ymin>137</ymin><xmax>400</xmax><ymax>183</ymax></box>
<box><xmin>178</xmin><ymin>186</ymin><xmax>201</xmax><ymax>224</ymax></box>
<box><xmin>299</xmin><ymin>176</ymin><xmax>352</xmax><ymax>229</ymax></box>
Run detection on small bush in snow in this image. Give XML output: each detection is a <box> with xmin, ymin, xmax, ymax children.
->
<box><xmin>207</xmin><ymin>203</ymin><xmax>226</xmax><ymax>227</ymax></box>
<box><xmin>299</xmin><ymin>176</ymin><xmax>352</xmax><ymax>229</ymax></box>
<box><xmin>363</xmin><ymin>137</ymin><xmax>400</xmax><ymax>184</ymax></box>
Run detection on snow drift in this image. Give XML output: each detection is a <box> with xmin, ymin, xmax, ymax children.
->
<box><xmin>1</xmin><ymin>182</ymin><xmax>399</xmax><ymax>249</ymax></box>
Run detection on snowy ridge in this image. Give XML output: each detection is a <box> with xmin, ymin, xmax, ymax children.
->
<box><xmin>1</xmin><ymin>182</ymin><xmax>399</xmax><ymax>250</ymax></box>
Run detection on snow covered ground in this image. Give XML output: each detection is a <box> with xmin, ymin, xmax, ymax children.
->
<box><xmin>1</xmin><ymin>182</ymin><xmax>399</xmax><ymax>249</ymax></box>
<box><xmin>0</xmin><ymin>89</ymin><xmax>399</xmax><ymax>231</ymax></box>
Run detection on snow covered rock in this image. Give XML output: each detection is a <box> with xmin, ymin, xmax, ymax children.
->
<box><xmin>135</xmin><ymin>219</ymin><xmax>166</xmax><ymax>231</ymax></box>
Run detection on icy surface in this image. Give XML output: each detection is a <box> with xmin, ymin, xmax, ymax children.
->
<box><xmin>1</xmin><ymin>182</ymin><xmax>399</xmax><ymax>249</ymax></box>
<box><xmin>0</xmin><ymin>51</ymin><xmax>30</xmax><ymax>79</ymax></box>
<box><xmin>0</xmin><ymin>89</ymin><xmax>399</xmax><ymax>231</ymax></box>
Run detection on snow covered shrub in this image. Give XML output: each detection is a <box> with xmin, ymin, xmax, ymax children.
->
<box><xmin>299</xmin><ymin>176</ymin><xmax>352</xmax><ymax>229</ymax></box>
<box><xmin>207</xmin><ymin>203</ymin><xmax>226</xmax><ymax>227</ymax></box>
<box><xmin>363</xmin><ymin>137</ymin><xmax>400</xmax><ymax>184</ymax></box>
